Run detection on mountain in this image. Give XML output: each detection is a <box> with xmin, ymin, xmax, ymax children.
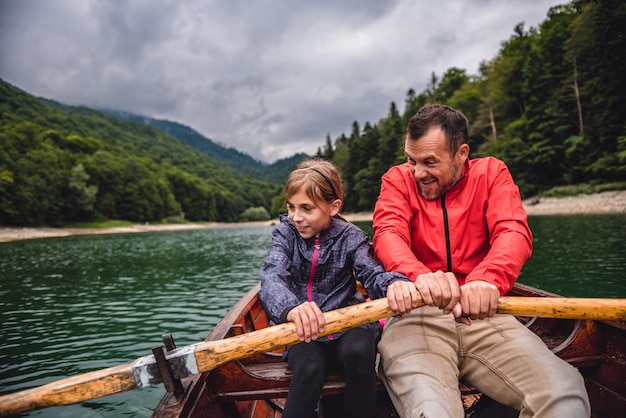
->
<box><xmin>98</xmin><ymin>109</ymin><xmax>308</xmax><ymax>185</ymax></box>
<box><xmin>0</xmin><ymin>78</ymin><xmax>280</xmax><ymax>226</ymax></box>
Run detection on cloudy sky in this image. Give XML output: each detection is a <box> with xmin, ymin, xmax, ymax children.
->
<box><xmin>0</xmin><ymin>0</ymin><xmax>563</xmax><ymax>163</ymax></box>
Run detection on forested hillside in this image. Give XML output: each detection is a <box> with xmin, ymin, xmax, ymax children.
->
<box><xmin>0</xmin><ymin>80</ymin><xmax>280</xmax><ymax>226</ymax></box>
<box><xmin>315</xmin><ymin>0</ymin><xmax>625</xmax><ymax>212</ymax></box>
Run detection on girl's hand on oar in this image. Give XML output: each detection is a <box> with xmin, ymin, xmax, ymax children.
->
<box><xmin>287</xmin><ymin>301</ymin><xmax>326</xmax><ymax>342</ymax></box>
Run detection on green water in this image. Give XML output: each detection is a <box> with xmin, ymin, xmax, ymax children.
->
<box><xmin>0</xmin><ymin>215</ymin><xmax>624</xmax><ymax>416</ymax></box>
<box><xmin>519</xmin><ymin>214</ymin><xmax>626</xmax><ymax>297</ymax></box>
<box><xmin>0</xmin><ymin>225</ymin><xmax>274</xmax><ymax>417</ymax></box>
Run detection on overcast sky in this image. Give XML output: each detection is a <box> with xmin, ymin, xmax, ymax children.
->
<box><xmin>0</xmin><ymin>0</ymin><xmax>563</xmax><ymax>163</ymax></box>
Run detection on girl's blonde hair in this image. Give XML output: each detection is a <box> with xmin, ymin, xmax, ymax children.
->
<box><xmin>285</xmin><ymin>158</ymin><xmax>344</xmax><ymax>208</ymax></box>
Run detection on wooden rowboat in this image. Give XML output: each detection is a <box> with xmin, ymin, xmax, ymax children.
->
<box><xmin>152</xmin><ymin>282</ymin><xmax>626</xmax><ymax>418</ymax></box>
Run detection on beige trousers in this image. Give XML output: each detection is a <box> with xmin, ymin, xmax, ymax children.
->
<box><xmin>377</xmin><ymin>306</ymin><xmax>590</xmax><ymax>418</ymax></box>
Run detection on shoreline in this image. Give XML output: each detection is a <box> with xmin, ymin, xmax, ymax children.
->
<box><xmin>345</xmin><ymin>190</ymin><xmax>626</xmax><ymax>221</ymax></box>
<box><xmin>1</xmin><ymin>190</ymin><xmax>624</xmax><ymax>243</ymax></box>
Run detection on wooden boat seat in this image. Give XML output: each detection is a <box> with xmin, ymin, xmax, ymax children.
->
<box><xmin>232</xmin><ymin>355</ymin><xmax>482</xmax><ymax>409</ymax></box>
<box><xmin>211</xmin><ymin>353</ymin><xmax>379</xmax><ymax>400</ymax></box>
<box><xmin>242</xmin><ymin>360</ymin><xmax>364</xmax><ymax>393</ymax></box>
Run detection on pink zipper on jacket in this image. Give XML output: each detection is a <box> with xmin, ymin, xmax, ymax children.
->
<box><xmin>307</xmin><ymin>236</ymin><xmax>320</xmax><ymax>302</ymax></box>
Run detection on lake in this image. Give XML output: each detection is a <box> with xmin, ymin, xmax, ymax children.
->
<box><xmin>0</xmin><ymin>214</ymin><xmax>624</xmax><ymax>417</ymax></box>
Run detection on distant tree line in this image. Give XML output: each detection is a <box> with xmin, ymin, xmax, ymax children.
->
<box><xmin>314</xmin><ymin>0</ymin><xmax>626</xmax><ymax>213</ymax></box>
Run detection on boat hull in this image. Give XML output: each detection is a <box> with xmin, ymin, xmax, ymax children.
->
<box><xmin>153</xmin><ymin>282</ymin><xmax>626</xmax><ymax>418</ymax></box>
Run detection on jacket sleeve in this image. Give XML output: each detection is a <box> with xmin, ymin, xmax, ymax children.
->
<box><xmin>372</xmin><ymin>166</ymin><xmax>431</xmax><ymax>281</ymax></box>
<box><xmin>466</xmin><ymin>163</ymin><xmax>533</xmax><ymax>294</ymax></box>
<box><xmin>349</xmin><ymin>227</ymin><xmax>411</xmax><ymax>300</ymax></box>
<box><xmin>258</xmin><ymin>226</ymin><xmax>303</xmax><ymax>324</ymax></box>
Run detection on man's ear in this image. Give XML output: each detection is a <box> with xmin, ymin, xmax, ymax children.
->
<box><xmin>457</xmin><ymin>143</ymin><xmax>470</xmax><ymax>163</ymax></box>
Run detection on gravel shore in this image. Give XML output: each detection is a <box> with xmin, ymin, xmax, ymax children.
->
<box><xmin>521</xmin><ymin>190</ymin><xmax>626</xmax><ymax>216</ymax></box>
<box><xmin>1</xmin><ymin>190</ymin><xmax>624</xmax><ymax>243</ymax></box>
<box><xmin>345</xmin><ymin>190</ymin><xmax>626</xmax><ymax>221</ymax></box>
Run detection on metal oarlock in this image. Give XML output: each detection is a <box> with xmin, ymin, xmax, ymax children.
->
<box><xmin>152</xmin><ymin>334</ymin><xmax>184</xmax><ymax>397</ymax></box>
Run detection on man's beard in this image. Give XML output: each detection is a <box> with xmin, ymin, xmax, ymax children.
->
<box><xmin>417</xmin><ymin>167</ymin><xmax>462</xmax><ymax>200</ymax></box>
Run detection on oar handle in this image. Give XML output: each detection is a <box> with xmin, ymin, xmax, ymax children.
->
<box><xmin>497</xmin><ymin>296</ymin><xmax>626</xmax><ymax>320</ymax></box>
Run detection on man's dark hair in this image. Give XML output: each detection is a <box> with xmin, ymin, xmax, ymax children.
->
<box><xmin>406</xmin><ymin>103</ymin><xmax>469</xmax><ymax>156</ymax></box>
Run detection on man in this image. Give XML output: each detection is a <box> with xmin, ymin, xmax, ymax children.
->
<box><xmin>373</xmin><ymin>103</ymin><xmax>590</xmax><ymax>417</ymax></box>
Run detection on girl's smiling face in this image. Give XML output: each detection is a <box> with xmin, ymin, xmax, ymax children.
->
<box><xmin>287</xmin><ymin>187</ymin><xmax>340</xmax><ymax>239</ymax></box>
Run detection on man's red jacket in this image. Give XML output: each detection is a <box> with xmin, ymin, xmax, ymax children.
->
<box><xmin>373</xmin><ymin>157</ymin><xmax>532</xmax><ymax>295</ymax></box>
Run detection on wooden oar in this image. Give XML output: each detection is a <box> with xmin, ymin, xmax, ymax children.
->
<box><xmin>0</xmin><ymin>296</ymin><xmax>624</xmax><ymax>416</ymax></box>
<box><xmin>496</xmin><ymin>296</ymin><xmax>626</xmax><ymax>319</ymax></box>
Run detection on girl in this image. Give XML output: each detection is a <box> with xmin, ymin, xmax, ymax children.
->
<box><xmin>259</xmin><ymin>158</ymin><xmax>410</xmax><ymax>418</ymax></box>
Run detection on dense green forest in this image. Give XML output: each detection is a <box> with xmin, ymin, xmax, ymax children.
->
<box><xmin>1</xmin><ymin>0</ymin><xmax>624</xmax><ymax>227</ymax></box>
<box><xmin>314</xmin><ymin>0</ymin><xmax>625</xmax><ymax>212</ymax></box>
<box><xmin>0</xmin><ymin>80</ymin><xmax>282</xmax><ymax>226</ymax></box>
